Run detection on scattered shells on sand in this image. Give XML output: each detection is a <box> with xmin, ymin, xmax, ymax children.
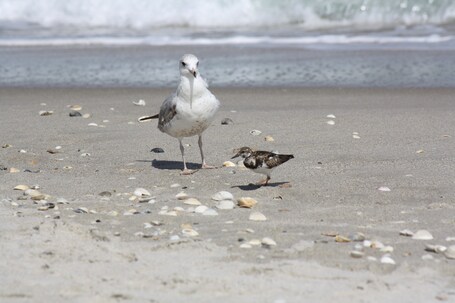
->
<box><xmin>380</xmin><ymin>254</ymin><xmax>396</xmax><ymax>265</ymax></box>
<box><xmin>261</xmin><ymin>237</ymin><xmax>277</xmax><ymax>247</ymax></box>
<box><xmin>444</xmin><ymin>246</ymin><xmax>455</xmax><ymax>259</ymax></box>
<box><xmin>250</xmin><ymin>129</ymin><xmax>262</xmax><ymax>136</ymax></box>
<box><xmin>14</xmin><ymin>185</ymin><xmax>29</xmax><ymax>191</ymax></box>
<box><xmin>237</xmin><ymin>197</ymin><xmax>258</xmax><ymax>208</ymax></box>
<box><xmin>134</xmin><ymin>188</ymin><xmax>151</xmax><ymax>197</ymax></box>
<box><xmin>264</xmin><ymin>135</ymin><xmax>274</xmax><ymax>142</ymax></box>
<box><xmin>211</xmin><ymin>191</ymin><xmax>234</xmax><ymax>201</ymax></box>
<box><xmin>216</xmin><ymin>200</ymin><xmax>235</xmax><ymax>210</ymax></box>
<box><xmin>326</xmin><ymin>120</ymin><xmax>335</xmax><ymax>125</ymax></box>
<box><xmin>399</xmin><ymin>229</ymin><xmax>414</xmax><ymax>237</ymax></box>
<box><xmin>221</xmin><ymin>118</ymin><xmax>233</xmax><ymax>125</ymax></box>
<box><xmin>249</xmin><ymin>212</ymin><xmax>267</xmax><ymax>221</ymax></box>
<box><xmin>194</xmin><ymin>205</ymin><xmax>209</xmax><ymax>214</ymax></box>
<box><xmin>183</xmin><ymin>198</ymin><xmax>201</xmax><ymax>206</ymax></box>
<box><xmin>175</xmin><ymin>192</ymin><xmax>189</xmax><ymax>200</ymax></box>
<box><xmin>133</xmin><ymin>99</ymin><xmax>146</xmax><ymax>106</ymax></box>
<box><xmin>222</xmin><ymin>161</ymin><xmax>236</xmax><ymax>167</ymax></box>
<box><xmin>378</xmin><ymin>186</ymin><xmax>391</xmax><ymax>192</ymax></box>
<box><xmin>412</xmin><ymin>230</ymin><xmax>433</xmax><ymax>240</ymax></box>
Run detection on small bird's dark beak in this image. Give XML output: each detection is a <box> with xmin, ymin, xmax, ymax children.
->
<box><xmin>192</xmin><ymin>70</ymin><xmax>197</xmax><ymax>78</ymax></box>
<box><xmin>231</xmin><ymin>149</ymin><xmax>240</xmax><ymax>159</ymax></box>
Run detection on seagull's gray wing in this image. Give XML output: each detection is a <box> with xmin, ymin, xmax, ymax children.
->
<box><xmin>157</xmin><ymin>94</ymin><xmax>178</xmax><ymax>132</ymax></box>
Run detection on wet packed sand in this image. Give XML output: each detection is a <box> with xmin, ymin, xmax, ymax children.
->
<box><xmin>1</xmin><ymin>87</ymin><xmax>455</xmax><ymax>302</ymax></box>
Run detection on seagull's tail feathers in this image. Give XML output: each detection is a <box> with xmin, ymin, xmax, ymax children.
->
<box><xmin>138</xmin><ymin>114</ymin><xmax>159</xmax><ymax>122</ymax></box>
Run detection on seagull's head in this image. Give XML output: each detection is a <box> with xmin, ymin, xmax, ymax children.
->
<box><xmin>179</xmin><ymin>54</ymin><xmax>199</xmax><ymax>78</ymax></box>
<box><xmin>231</xmin><ymin>147</ymin><xmax>253</xmax><ymax>159</ymax></box>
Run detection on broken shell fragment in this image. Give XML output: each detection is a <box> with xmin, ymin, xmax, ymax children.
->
<box><xmin>399</xmin><ymin>229</ymin><xmax>414</xmax><ymax>237</ymax></box>
<box><xmin>261</xmin><ymin>237</ymin><xmax>277</xmax><ymax>247</ymax></box>
<box><xmin>175</xmin><ymin>192</ymin><xmax>189</xmax><ymax>200</ymax></box>
<box><xmin>183</xmin><ymin>198</ymin><xmax>201</xmax><ymax>206</ymax></box>
<box><xmin>14</xmin><ymin>185</ymin><xmax>29</xmax><ymax>191</ymax></box>
<box><xmin>335</xmin><ymin>235</ymin><xmax>351</xmax><ymax>243</ymax></box>
<box><xmin>425</xmin><ymin>244</ymin><xmax>447</xmax><ymax>253</ymax></box>
<box><xmin>194</xmin><ymin>205</ymin><xmax>208</xmax><ymax>213</ymax></box>
<box><xmin>380</xmin><ymin>254</ymin><xmax>396</xmax><ymax>265</ymax></box>
<box><xmin>182</xmin><ymin>229</ymin><xmax>199</xmax><ymax>237</ymax></box>
<box><xmin>249</xmin><ymin>212</ymin><xmax>267</xmax><ymax>221</ymax></box>
<box><xmin>134</xmin><ymin>188</ymin><xmax>151</xmax><ymax>197</ymax></box>
<box><xmin>222</xmin><ymin>161</ymin><xmax>236</xmax><ymax>167</ymax></box>
<box><xmin>250</xmin><ymin>130</ymin><xmax>262</xmax><ymax>136</ymax></box>
<box><xmin>237</xmin><ymin>197</ymin><xmax>258</xmax><ymax>208</ymax></box>
<box><xmin>39</xmin><ymin>110</ymin><xmax>53</xmax><ymax>116</ymax></box>
<box><xmin>264</xmin><ymin>135</ymin><xmax>274</xmax><ymax>142</ymax></box>
<box><xmin>211</xmin><ymin>191</ymin><xmax>234</xmax><ymax>201</ymax></box>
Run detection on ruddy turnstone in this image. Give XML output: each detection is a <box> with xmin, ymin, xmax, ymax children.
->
<box><xmin>139</xmin><ymin>54</ymin><xmax>220</xmax><ymax>175</ymax></box>
<box><xmin>231</xmin><ymin>147</ymin><xmax>294</xmax><ymax>185</ymax></box>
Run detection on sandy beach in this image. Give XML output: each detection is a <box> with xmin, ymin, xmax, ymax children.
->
<box><xmin>1</xmin><ymin>87</ymin><xmax>454</xmax><ymax>302</ymax></box>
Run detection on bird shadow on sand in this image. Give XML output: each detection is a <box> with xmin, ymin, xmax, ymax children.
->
<box><xmin>141</xmin><ymin>159</ymin><xmax>201</xmax><ymax>171</ymax></box>
<box><xmin>231</xmin><ymin>182</ymin><xmax>290</xmax><ymax>191</ymax></box>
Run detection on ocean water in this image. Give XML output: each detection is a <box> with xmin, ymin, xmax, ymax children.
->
<box><xmin>0</xmin><ymin>0</ymin><xmax>454</xmax><ymax>87</ymax></box>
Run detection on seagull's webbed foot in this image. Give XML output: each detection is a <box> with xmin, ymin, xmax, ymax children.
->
<box><xmin>181</xmin><ymin>169</ymin><xmax>198</xmax><ymax>175</ymax></box>
<box><xmin>256</xmin><ymin>177</ymin><xmax>270</xmax><ymax>186</ymax></box>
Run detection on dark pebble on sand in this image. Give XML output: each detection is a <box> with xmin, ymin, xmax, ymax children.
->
<box><xmin>151</xmin><ymin>147</ymin><xmax>164</xmax><ymax>153</ymax></box>
<box><xmin>221</xmin><ymin>118</ymin><xmax>234</xmax><ymax>125</ymax></box>
<box><xmin>0</xmin><ymin>164</ymin><xmax>7</xmax><ymax>171</ymax></box>
<box><xmin>69</xmin><ymin>111</ymin><xmax>82</xmax><ymax>117</ymax></box>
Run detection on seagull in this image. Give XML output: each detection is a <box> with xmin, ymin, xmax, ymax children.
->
<box><xmin>139</xmin><ymin>54</ymin><xmax>220</xmax><ymax>175</ymax></box>
<box><xmin>231</xmin><ymin>147</ymin><xmax>294</xmax><ymax>185</ymax></box>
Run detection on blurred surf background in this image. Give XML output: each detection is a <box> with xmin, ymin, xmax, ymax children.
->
<box><xmin>0</xmin><ymin>0</ymin><xmax>454</xmax><ymax>87</ymax></box>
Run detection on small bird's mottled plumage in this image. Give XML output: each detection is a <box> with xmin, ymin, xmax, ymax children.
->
<box><xmin>232</xmin><ymin>147</ymin><xmax>294</xmax><ymax>185</ymax></box>
<box><xmin>139</xmin><ymin>54</ymin><xmax>220</xmax><ymax>175</ymax></box>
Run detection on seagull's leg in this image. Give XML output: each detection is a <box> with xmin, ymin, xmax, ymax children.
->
<box><xmin>179</xmin><ymin>139</ymin><xmax>196</xmax><ymax>175</ymax></box>
<box><xmin>198</xmin><ymin>135</ymin><xmax>216</xmax><ymax>169</ymax></box>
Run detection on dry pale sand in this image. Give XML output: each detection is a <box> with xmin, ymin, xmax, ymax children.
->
<box><xmin>1</xmin><ymin>87</ymin><xmax>455</xmax><ymax>302</ymax></box>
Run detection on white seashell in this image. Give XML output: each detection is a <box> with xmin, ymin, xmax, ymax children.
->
<box><xmin>183</xmin><ymin>198</ymin><xmax>201</xmax><ymax>206</ymax></box>
<box><xmin>416</xmin><ymin>150</ymin><xmax>424</xmax><ymax>154</ymax></box>
<box><xmin>378</xmin><ymin>186</ymin><xmax>391</xmax><ymax>192</ymax></box>
<box><xmin>326</xmin><ymin>114</ymin><xmax>336</xmax><ymax>119</ymax></box>
<box><xmin>143</xmin><ymin>223</ymin><xmax>153</xmax><ymax>229</ymax></box>
<box><xmin>249</xmin><ymin>212</ymin><xmax>267</xmax><ymax>221</ymax></box>
<box><xmin>326</xmin><ymin>120</ymin><xmax>335</xmax><ymax>125</ymax></box>
<box><xmin>69</xmin><ymin>105</ymin><xmax>82</xmax><ymax>110</ymax></box>
<box><xmin>75</xmin><ymin>207</ymin><xmax>89</xmax><ymax>214</ymax></box>
<box><xmin>249</xmin><ymin>239</ymin><xmax>262</xmax><ymax>246</ymax></box>
<box><xmin>133</xmin><ymin>99</ymin><xmax>146</xmax><ymax>106</ymax></box>
<box><xmin>237</xmin><ymin>197</ymin><xmax>258</xmax><ymax>208</ymax></box>
<box><xmin>216</xmin><ymin>200</ymin><xmax>235</xmax><ymax>210</ymax></box>
<box><xmin>80</xmin><ymin>153</ymin><xmax>90</xmax><ymax>157</ymax></box>
<box><xmin>170</xmin><ymin>183</ymin><xmax>180</xmax><ymax>188</ymax></box>
<box><xmin>380</xmin><ymin>254</ymin><xmax>396</xmax><ymax>265</ymax></box>
<box><xmin>425</xmin><ymin>244</ymin><xmax>447</xmax><ymax>253</ymax></box>
<box><xmin>352</xmin><ymin>132</ymin><xmax>359</xmax><ymax>135</ymax></box>
<box><xmin>350</xmin><ymin>250</ymin><xmax>364</xmax><ymax>258</ymax></box>
<box><xmin>352</xmin><ymin>134</ymin><xmax>361</xmax><ymax>139</ymax></box>
<box><xmin>14</xmin><ymin>185</ymin><xmax>29</xmax><ymax>191</ymax></box>
<box><xmin>250</xmin><ymin>129</ymin><xmax>262</xmax><ymax>136</ymax></box>
<box><xmin>446</xmin><ymin>237</ymin><xmax>455</xmax><ymax>242</ymax></box>
<box><xmin>202</xmin><ymin>208</ymin><xmax>219</xmax><ymax>216</ymax></box>
<box><xmin>261</xmin><ymin>237</ymin><xmax>277</xmax><ymax>247</ymax></box>
<box><xmin>173</xmin><ymin>207</ymin><xmax>185</xmax><ymax>212</ymax></box>
<box><xmin>39</xmin><ymin>110</ymin><xmax>53</xmax><ymax>116</ymax></box>
<box><xmin>240</xmin><ymin>243</ymin><xmax>252</xmax><ymax>249</ymax></box>
<box><xmin>380</xmin><ymin>246</ymin><xmax>394</xmax><ymax>253</ymax></box>
<box><xmin>222</xmin><ymin>161</ymin><xmax>236</xmax><ymax>167</ymax></box>
<box><xmin>134</xmin><ymin>188</ymin><xmax>151</xmax><ymax>197</ymax></box>
<box><xmin>169</xmin><ymin>235</ymin><xmax>180</xmax><ymax>241</ymax></box>
<box><xmin>399</xmin><ymin>229</ymin><xmax>414</xmax><ymax>237</ymax></box>
<box><xmin>211</xmin><ymin>191</ymin><xmax>234</xmax><ymax>201</ymax></box>
<box><xmin>19</xmin><ymin>149</ymin><xmax>27</xmax><ymax>153</ymax></box>
<box><xmin>264</xmin><ymin>135</ymin><xmax>274</xmax><ymax>142</ymax></box>
<box><xmin>9</xmin><ymin>167</ymin><xmax>20</xmax><ymax>173</ymax></box>
<box><xmin>194</xmin><ymin>205</ymin><xmax>209</xmax><ymax>213</ymax></box>
<box><xmin>82</xmin><ymin>113</ymin><xmax>91</xmax><ymax>119</ymax></box>
<box><xmin>175</xmin><ymin>192</ymin><xmax>189</xmax><ymax>200</ymax></box>
<box><xmin>88</xmin><ymin>123</ymin><xmax>98</xmax><ymax>127</ymax></box>
<box><xmin>421</xmin><ymin>254</ymin><xmax>434</xmax><ymax>261</ymax></box>
<box><xmin>108</xmin><ymin>211</ymin><xmax>118</xmax><ymax>216</ymax></box>
<box><xmin>370</xmin><ymin>240</ymin><xmax>384</xmax><ymax>249</ymax></box>
<box><xmin>182</xmin><ymin>229</ymin><xmax>199</xmax><ymax>237</ymax></box>
<box><xmin>444</xmin><ymin>245</ymin><xmax>455</xmax><ymax>259</ymax></box>
<box><xmin>412</xmin><ymin>230</ymin><xmax>433</xmax><ymax>240</ymax></box>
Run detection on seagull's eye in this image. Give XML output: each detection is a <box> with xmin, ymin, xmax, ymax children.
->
<box><xmin>181</xmin><ymin>62</ymin><xmax>186</xmax><ymax>67</ymax></box>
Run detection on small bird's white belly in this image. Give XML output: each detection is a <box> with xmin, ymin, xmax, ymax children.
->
<box><xmin>252</xmin><ymin>166</ymin><xmax>274</xmax><ymax>176</ymax></box>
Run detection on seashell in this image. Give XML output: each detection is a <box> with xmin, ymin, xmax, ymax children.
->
<box><xmin>326</xmin><ymin>114</ymin><xmax>336</xmax><ymax>119</ymax></box>
<box><xmin>202</xmin><ymin>208</ymin><xmax>218</xmax><ymax>216</ymax></box>
<box><xmin>222</xmin><ymin>161</ymin><xmax>236</xmax><ymax>167</ymax></box>
<box><xmin>134</xmin><ymin>188</ymin><xmax>151</xmax><ymax>197</ymax></box>
<box><xmin>416</xmin><ymin>150</ymin><xmax>424</xmax><ymax>154</ymax></box>
<box><xmin>446</xmin><ymin>237</ymin><xmax>455</xmax><ymax>242</ymax></box>
<box><xmin>221</xmin><ymin>118</ymin><xmax>233</xmax><ymax>125</ymax></box>
<box><xmin>412</xmin><ymin>230</ymin><xmax>433</xmax><ymax>240</ymax></box>
<box><xmin>133</xmin><ymin>99</ymin><xmax>146</xmax><ymax>106</ymax></box>
<box><xmin>370</xmin><ymin>240</ymin><xmax>385</xmax><ymax>249</ymax></box>
<box><xmin>182</xmin><ymin>229</ymin><xmax>199</xmax><ymax>237</ymax></box>
<box><xmin>170</xmin><ymin>183</ymin><xmax>180</xmax><ymax>188</ymax></box>
<box><xmin>88</xmin><ymin>123</ymin><xmax>98</xmax><ymax>127</ymax></box>
<box><xmin>326</xmin><ymin>120</ymin><xmax>335</xmax><ymax>125</ymax></box>
<box><xmin>261</xmin><ymin>237</ymin><xmax>277</xmax><ymax>247</ymax></box>
<box><xmin>380</xmin><ymin>246</ymin><xmax>394</xmax><ymax>253</ymax></box>
<box><xmin>175</xmin><ymin>192</ymin><xmax>189</xmax><ymax>200</ymax></box>
<box><xmin>249</xmin><ymin>212</ymin><xmax>267</xmax><ymax>221</ymax></box>
<box><xmin>14</xmin><ymin>185</ymin><xmax>29</xmax><ymax>191</ymax></box>
<box><xmin>69</xmin><ymin>111</ymin><xmax>82</xmax><ymax>117</ymax></box>
<box><xmin>425</xmin><ymin>244</ymin><xmax>447</xmax><ymax>253</ymax></box>
<box><xmin>237</xmin><ymin>197</ymin><xmax>258</xmax><ymax>208</ymax></box>
<box><xmin>264</xmin><ymin>135</ymin><xmax>274</xmax><ymax>142</ymax></box>
<box><xmin>399</xmin><ymin>229</ymin><xmax>414</xmax><ymax>237</ymax></box>
<box><xmin>194</xmin><ymin>205</ymin><xmax>208</xmax><ymax>214</ymax></box>
<box><xmin>352</xmin><ymin>134</ymin><xmax>360</xmax><ymax>139</ymax></box>
<box><xmin>108</xmin><ymin>210</ymin><xmax>118</xmax><ymax>216</ymax></box>
<box><xmin>378</xmin><ymin>186</ymin><xmax>391</xmax><ymax>192</ymax></box>
<box><xmin>380</xmin><ymin>254</ymin><xmax>396</xmax><ymax>265</ymax></box>
<box><xmin>183</xmin><ymin>198</ymin><xmax>201</xmax><ymax>206</ymax></box>
<box><xmin>335</xmin><ymin>235</ymin><xmax>351</xmax><ymax>243</ymax></box>
<box><xmin>352</xmin><ymin>132</ymin><xmax>359</xmax><ymax>135</ymax></box>
<box><xmin>10</xmin><ymin>167</ymin><xmax>20</xmax><ymax>173</ymax></box>
<box><xmin>240</xmin><ymin>243</ymin><xmax>252</xmax><ymax>249</ymax></box>
<box><xmin>74</xmin><ymin>207</ymin><xmax>89</xmax><ymax>214</ymax></box>
<box><xmin>211</xmin><ymin>191</ymin><xmax>234</xmax><ymax>201</ymax></box>
<box><xmin>348</xmin><ymin>232</ymin><xmax>366</xmax><ymax>242</ymax></box>
<box><xmin>82</xmin><ymin>113</ymin><xmax>91</xmax><ymax>119</ymax></box>
<box><xmin>250</xmin><ymin>129</ymin><xmax>262</xmax><ymax>136</ymax></box>
<box><xmin>350</xmin><ymin>251</ymin><xmax>364</xmax><ymax>258</ymax></box>
<box><xmin>249</xmin><ymin>239</ymin><xmax>262</xmax><ymax>246</ymax></box>
<box><xmin>169</xmin><ymin>235</ymin><xmax>180</xmax><ymax>241</ymax></box>
<box><xmin>444</xmin><ymin>245</ymin><xmax>455</xmax><ymax>259</ymax></box>
<box><xmin>151</xmin><ymin>147</ymin><xmax>164</xmax><ymax>153</ymax></box>
<box><xmin>69</xmin><ymin>105</ymin><xmax>82</xmax><ymax>111</ymax></box>
<box><xmin>216</xmin><ymin>200</ymin><xmax>235</xmax><ymax>210</ymax></box>
<box><xmin>39</xmin><ymin>110</ymin><xmax>53</xmax><ymax>116</ymax></box>
<box><xmin>98</xmin><ymin>191</ymin><xmax>111</xmax><ymax>197</ymax></box>
<box><xmin>173</xmin><ymin>206</ymin><xmax>185</xmax><ymax>212</ymax></box>
<box><xmin>80</xmin><ymin>153</ymin><xmax>90</xmax><ymax>157</ymax></box>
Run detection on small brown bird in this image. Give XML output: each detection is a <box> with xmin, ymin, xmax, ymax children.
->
<box><xmin>231</xmin><ymin>147</ymin><xmax>294</xmax><ymax>186</ymax></box>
